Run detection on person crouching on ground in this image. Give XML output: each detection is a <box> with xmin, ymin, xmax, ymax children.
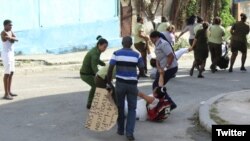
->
<box><xmin>190</xmin><ymin>22</ymin><xmax>209</xmax><ymax>78</ymax></box>
<box><xmin>125</xmin><ymin>87</ymin><xmax>171</xmax><ymax>121</ymax></box>
<box><xmin>138</xmin><ymin>87</ymin><xmax>171</xmax><ymax>121</ymax></box>
<box><xmin>80</xmin><ymin>35</ymin><xmax>108</xmax><ymax>109</ymax></box>
<box><xmin>95</xmin><ymin>64</ymin><xmax>117</xmax><ymax>105</ymax></box>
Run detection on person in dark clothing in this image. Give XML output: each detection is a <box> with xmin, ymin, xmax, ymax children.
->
<box><xmin>190</xmin><ymin>22</ymin><xmax>209</xmax><ymax>78</ymax></box>
<box><xmin>229</xmin><ymin>13</ymin><xmax>250</xmax><ymax>72</ymax></box>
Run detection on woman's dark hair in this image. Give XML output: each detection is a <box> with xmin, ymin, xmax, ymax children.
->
<box><xmin>96</xmin><ymin>35</ymin><xmax>108</xmax><ymax>46</ymax></box>
<box><xmin>150</xmin><ymin>58</ymin><xmax>157</xmax><ymax>68</ymax></box>
<box><xmin>150</xmin><ymin>31</ymin><xmax>161</xmax><ymax>38</ymax></box>
<box><xmin>197</xmin><ymin>16</ymin><xmax>203</xmax><ymax>23</ymax></box>
<box><xmin>213</xmin><ymin>17</ymin><xmax>221</xmax><ymax>25</ymax></box>
<box><xmin>155</xmin><ymin>87</ymin><xmax>167</xmax><ymax>99</ymax></box>
<box><xmin>3</xmin><ymin>19</ymin><xmax>12</xmax><ymax>26</ymax></box>
<box><xmin>161</xmin><ymin>17</ymin><xmax>167</xmax><ymax>22</ymax></box>
<box><xmin>137</xmin><ymin>16</ymin><xmax>143</xmax><ymax>23</ymax></box>
<box><xmin>202</xmin><ymin>22</ymin><xmax>209</xmax><ymax>30</ymax></box>
<box><xmin>240</xmin><ymin>13</ymin><xmax>247</xmax><ymax>22</ymax></box>
<box><xmin>186</xmin><ymin>15</ymin><xmax>196</xmax><ymax>25</ymax></box>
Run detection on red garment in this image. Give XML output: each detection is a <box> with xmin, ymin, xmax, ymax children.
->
<box><xmin>147</xmin><ymin>99</ymin><xmax>171</xmax><ymax>121</ymax></box>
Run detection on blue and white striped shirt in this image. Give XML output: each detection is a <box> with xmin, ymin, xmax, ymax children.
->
<box><xmin>110</xmin><ymin>48</ymin><xmax>144</xmax><ymax>84</ymax></box>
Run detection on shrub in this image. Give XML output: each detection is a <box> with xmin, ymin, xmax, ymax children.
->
<box><xmin>186</xmin><ymin>0</ymin><xmax>198</xmax><ymax>18</ymax></box>
<box><xmin>220</xmin><ymin>0</ymin><xmax>235</xmax><ymax>27</ymax></box>
<box><xmin>174</xmin><ymin>38</ymin><xmax>189</xmax><ymax>51</ymax></box>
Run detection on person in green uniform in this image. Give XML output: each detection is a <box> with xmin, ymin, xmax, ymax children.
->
<box><xmin>134</xmin><ymin>16</ymin><xmax>150</xmax><ymax>77</ymax></box>
<box><xmin>190</xmin><ymin>22</ymin><xmax>209</xmax><ymax>78</ymax></box>
<box><xmin>157</xmin><ymin>17</ymin><xmax>170</xmax><ymax>32</ymax></box>
<box><xmin>80</xmin><ymin>35</ymin><xmax>108</xmax><ymax>109</ymax></box>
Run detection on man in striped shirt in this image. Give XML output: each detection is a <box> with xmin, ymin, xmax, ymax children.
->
<box><xmin>107</xmin><ymin>36</ymin><xmax>144</xmax><ymax>141</ymax></box>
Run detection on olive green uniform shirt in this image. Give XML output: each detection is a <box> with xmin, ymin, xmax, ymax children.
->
<box><xmin>231</xmin><ymin>21</ymin><xmax>250</xmax><ymax>43</ymax></box>
<box><xmin>80</xmin><ymin>47</ymin><xmax>105</xmax><ymax>75</ymax></box>
<box><xmin>157</xmin><ymin>22</ymin><xmax>170</xmax><ymax>32</ymax></box>
<box><xmin>134</xmin><ymin>23</ymin><xmax>145</xmax><ymax>44</ymax></box>
<box><xmin>208</xmin><ymin>25</ymin><xmax>225</xmax><ymax>44</ymax></box>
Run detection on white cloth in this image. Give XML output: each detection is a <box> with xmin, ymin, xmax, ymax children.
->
<box><xmin>182</xmin><ymin>24</ymin><xmax>196</xmax><ymax>39</ymax></box>
<box><xmin>175</xmin><ymin>48</ymin><xmax>189</xmax><ymax>60</ymax></box>
<box><xmin>221</xmin><ymin>42</ymin><xmax>227</xmax><ymax>56</ymax></box>
<box><xmin>1</xmin><ymin>31</ymin><xmax>15</xmax><ymax>74</ymax></box>
<box><xmin>125</xmin><ymin>94</ymin><xmax>159</xmax><ymax>121</ymax></box>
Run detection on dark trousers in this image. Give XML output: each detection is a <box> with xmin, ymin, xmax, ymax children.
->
<box><xmin>152</xmin><ymin>67</ymin><xmax>178</xmax><ymax>90</ymax></box>
<box><xmin>152</xmin><ymin>67</ymin><xmax>178</xmax><ymax>111</ymax></box>
<box><xmin>134</xmin><ymin>42</ymin><xmax>147</xmax><ymax>73</ymax></box>
<box><xmin>116</xmin><ymin>80</ymin><xmax>138</xmax><ymax>136</ymax></box>
<box><xmin>209</xmin><ymin>42</ymin><xmax>222</xmax><ymax>69</ymax></box>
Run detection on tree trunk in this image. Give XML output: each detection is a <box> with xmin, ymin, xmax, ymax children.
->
<box><xmin>120</xmin><ymin>0</ymin><xmax>133</xmax><ymax>37</ymax></box>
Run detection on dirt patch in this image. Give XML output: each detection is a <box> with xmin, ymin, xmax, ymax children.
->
<box><xmin>187</xmin><ymin>112</ymin><xmax>211</xmax><ymax>141</ymax></box>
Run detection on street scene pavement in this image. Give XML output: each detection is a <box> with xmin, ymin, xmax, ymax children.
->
<box><xmin>0</xmin><ymin>48</ymin><xmax>249</xmax><ymax>141</ymax></box>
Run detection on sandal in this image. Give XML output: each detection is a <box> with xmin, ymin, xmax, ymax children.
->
<box><xmin>3</xmin><ymin>95</ymin><xmax>13</xmax><ymax>100</ymax></box>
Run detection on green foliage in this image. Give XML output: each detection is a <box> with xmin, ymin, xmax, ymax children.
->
<box><xmin>174</xmin><ymin>38</ymin><xmax>189</xmax><ymax>51</ymax></box>
<box><xmin>219</xmin><ymin>0</ymin><xmax>235</xmax><ymax>27</ymax></box>
<box><xmin>223</xmin><ymin>26</ymin><xmax>232</xmax><ymax>42</ymax></box>
<box><xmin>186</xmin><ymin>0</ymin><xmax>198</xmax><ymax>18</ymax></box>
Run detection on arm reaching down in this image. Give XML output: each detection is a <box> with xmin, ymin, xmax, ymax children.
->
<box><xmin>138</xmin><ymin>92</ymin><xmax>155</xmax><ymax>104</ymax></box>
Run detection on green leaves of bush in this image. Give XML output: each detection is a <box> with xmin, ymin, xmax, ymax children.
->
<box><xmin>220</xmin><ymin>0</ymin><xmax>235</xmax><ymax>27</ymax></box>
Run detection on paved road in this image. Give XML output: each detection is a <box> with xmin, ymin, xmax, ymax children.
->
<box><xmin>0</xmin><ymin>55</ymin><xmax>249</xmax><ymax>141</ymax></box>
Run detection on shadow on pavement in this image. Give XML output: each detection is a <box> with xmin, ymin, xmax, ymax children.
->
<box><xmin>0</xmin><ymin>66</ymin><xmax>249</xmax><ymax>141</ymax></box>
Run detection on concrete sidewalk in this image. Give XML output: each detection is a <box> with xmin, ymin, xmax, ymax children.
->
<box><xmin>199</xmin><ymin>90</ymin><xmax>250</xmax><ymax>133</ymax></box>
<box><xmin>0</xmin><ymin>46</ymin><xmax>197</xmax><ymax>74</ymax></box>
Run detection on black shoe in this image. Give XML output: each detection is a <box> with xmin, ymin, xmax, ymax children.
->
<box><xmin>198</xmin><ymin>75</ymin><xmax>204</xmax><ymax>78</ymax></box>
<box><xmin>211</xmin><ymin>68</ymin><xmax>216</xmax><ymax>73</ymax></box>
<box><xmin>10</xmin><ymin>93</ymin><xmax>18</xmax><ymax>97</ymax></box>
<box><xmin>240</xmin><ymin>67</ymin><xmax>247</xmax><ymax>71</ymax></box>
<box><xmin>117</xmin><ymin>131</ymin><xmax>124</xmax><ymax>136</ymax></box>
<box><xmin>229</xmin><ymin>68</ymin><xmax>233</xmax><ymax>73</ymax></box>
<box><xmin>210</xmin><ymin>65</ymin><xmax>216</xmax><ymax>73</ymax></box>
<box><xmin>86</xmin><ymin>104</ymin><xmax>91</xmax><ymax>109</ymax></box>
<box><xmin>127</xmin><ymin>135</ymin><xmax>135</xmax><ymax>141</ymax></box>
<box><xmin>140</xmin><ymin>74</ymin><xmax>148</xmax><ymax>78</ymax></box>
<box><xmin>189</xmin><ymin>69</ymin><xmax>194</xmax><ymax>76</ymax></box>
<box><xmin>170</xmin><ymin>103</ymin><xmax>177</xmax><ymax>111</ymax></box>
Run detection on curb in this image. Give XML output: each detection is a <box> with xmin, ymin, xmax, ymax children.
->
<box><xmin>199</xmin><ymin>94</ymin><xmax>226</xmax><ymax>133</ymax></box>
<box><xmin>199</xmin><ymin>90</ymin><xmax>250</xmax><ymax>133</ymax></box>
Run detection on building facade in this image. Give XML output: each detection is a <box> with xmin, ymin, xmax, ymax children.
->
<box><xmin>234</xmin><ymin>0</ymin><xmax>250</xmax><ymax>22</ymax></box>
<box><xmin>0</xmin><ymin>0</ymin><xmax>120</xmax><ymax>54</ymax></box>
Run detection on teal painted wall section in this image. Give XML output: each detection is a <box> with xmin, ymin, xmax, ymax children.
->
<box><xmin>0</xmin><ymin>0</ymin><xmax>120</xmax><ymax>54</ymax></box>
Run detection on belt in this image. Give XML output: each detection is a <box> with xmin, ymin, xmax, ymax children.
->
<box><xmin>80</xmin><ymin>72</ymin><xmax>95</xmax><ymax>76</ymax></box>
